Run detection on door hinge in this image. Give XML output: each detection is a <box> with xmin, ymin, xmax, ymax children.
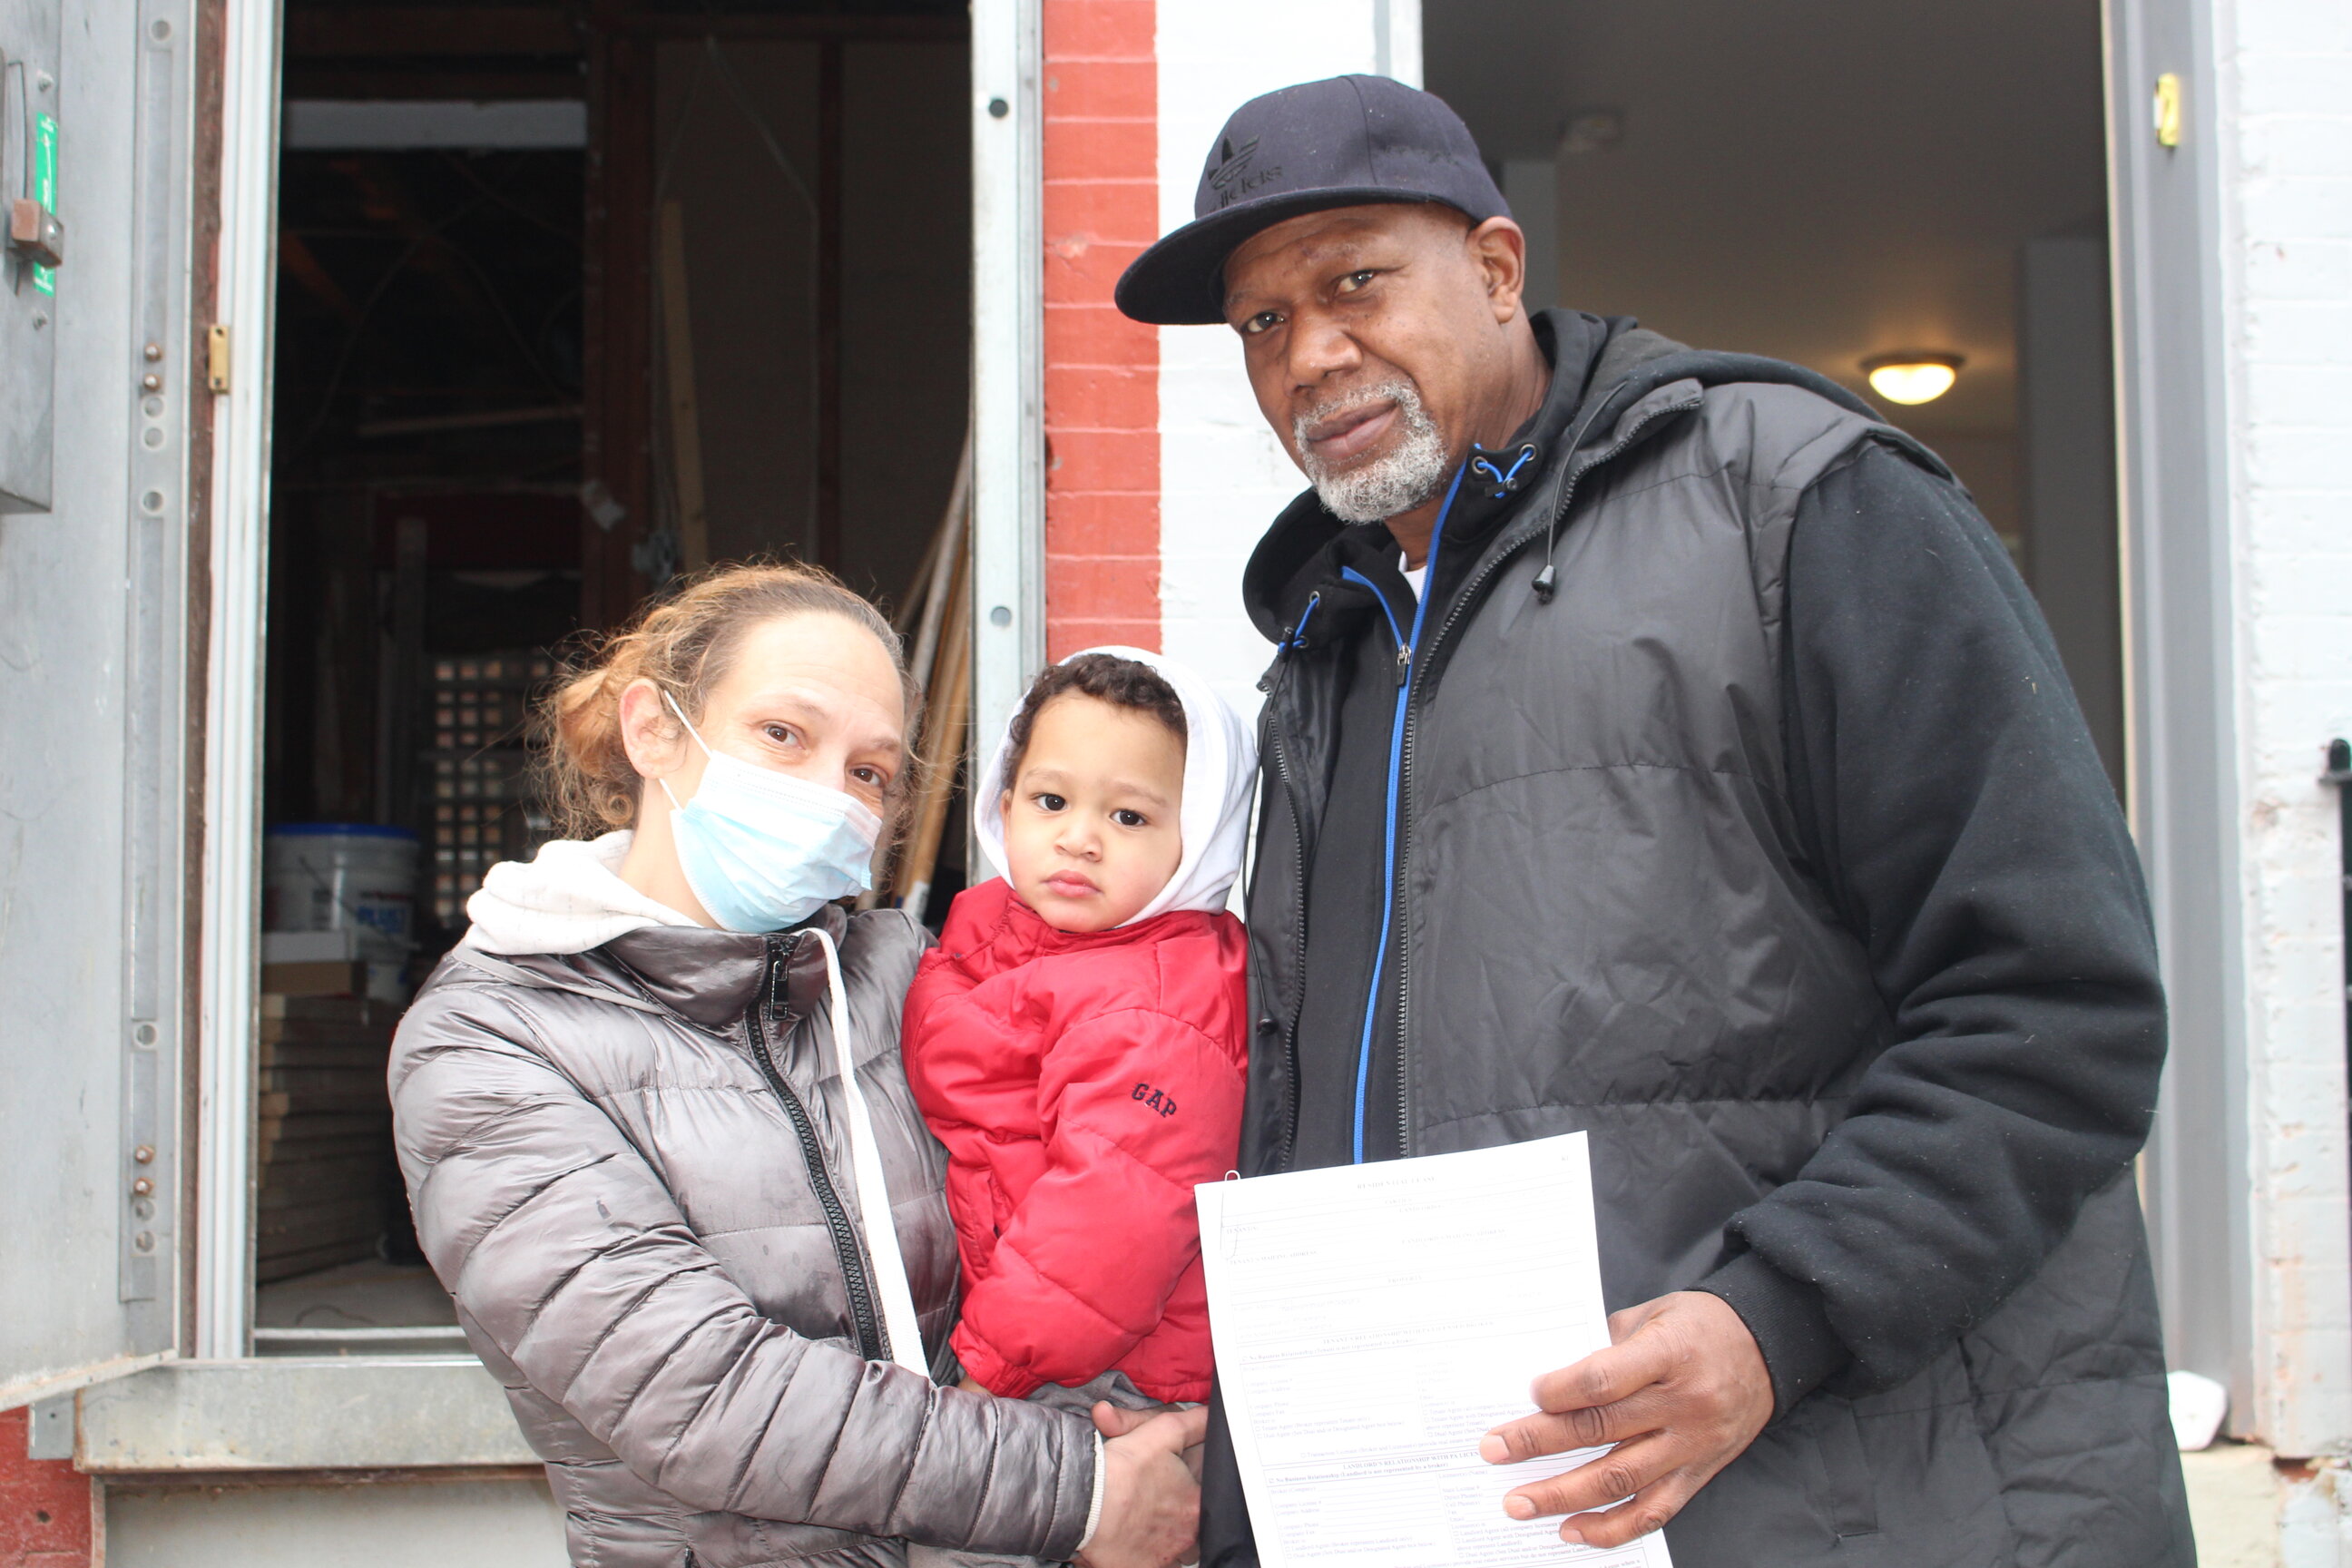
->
<box><xmin>2152</xmin><ymin>72</ymin><xmax>2183</xmax><ymax>149</ymax></box>
<box><xmin>206</xmin><ymin>323</ymin><xmax>230</xmax><ymax>392</ymax></box>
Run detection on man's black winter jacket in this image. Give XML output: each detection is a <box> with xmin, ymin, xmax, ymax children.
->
<box><xmin>1202</xmin><ymin>313</ymin><xmax>2194</xmax><ymax>1567</ymax></box>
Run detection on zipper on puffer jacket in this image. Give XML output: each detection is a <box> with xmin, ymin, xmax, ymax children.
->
<box><xmin>743</xmin><ymin>932</ymin><xmax>886</xmax><ymax>1363</ymax></box>
<box><xmin>1387</xmin><ymin>386</ymin><xmax>1703</xmax><ymax>1157</ymax></box>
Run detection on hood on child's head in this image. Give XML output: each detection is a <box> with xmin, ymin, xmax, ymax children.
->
<box><xmin>973</xmin><ymin>647</ymin><xmax>1259</xmax><ymax>928</ymax></box>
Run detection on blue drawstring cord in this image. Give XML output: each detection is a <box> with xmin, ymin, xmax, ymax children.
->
<box><xmin>1469</xmin><ymin>444</ymin><xmax>1536</xmax><ymax>497</ymax></box>
<box><xmin>1344</xmin><ymin>462</ymin><xmax>1466</xmax><ymax>1163</ymax></box>
<box><xmin>1289</xmin><ymin>592</ymin><xmax>1322</xmax><ymax>649</ymax></box>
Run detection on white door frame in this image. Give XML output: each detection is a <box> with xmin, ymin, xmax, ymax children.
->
<box><xmin>2105</xmin><ymin>0</ymin><xmax>2271</xmax><ymax>1440</ymax></box>
<box><xmin>967</xmin><ymin>0</ymin><xmax>1045</xmax><ymax>754</ymax></box>
<box><xmin>191</xmin><ymin>0</ymin><xmax>1045</xmax><ymax>1360</ymax></box>
<box><xmin>194</xmin><ymin>0</ymin><xmax>282</xmax><ymax>1362</ymax></box>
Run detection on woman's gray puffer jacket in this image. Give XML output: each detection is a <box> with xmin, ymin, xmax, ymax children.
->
<box><xmin>388</xmin><ymin>903</ymin><xmax>1099</xmax><ymax>1568</ymax></box>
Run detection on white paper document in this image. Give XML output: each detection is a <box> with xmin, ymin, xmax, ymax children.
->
<box><xmin>1196</xmin><ymin>1132</ymin><xmax>1672</xmax><ymax>1568</ymax></box>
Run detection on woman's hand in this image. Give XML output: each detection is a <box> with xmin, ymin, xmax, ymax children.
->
<box><xmin>1077</xmin><ymin>1402</ymin><xmax>1210</xmax><ymax>1568</ymax></box>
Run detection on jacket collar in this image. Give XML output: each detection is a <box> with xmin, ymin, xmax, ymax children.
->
<box><xmin>934</xmin><ymin>876</ymin><xmax>1219</xmax><ymax>975</ymax></box>
<box><xmin>1433</xmin><ymin>309</ymin><xmax>1616</xmax><ymax>546</ymax></box>
<box><xmin>1240</xmin><ymin>309</ymin><xmax>1650</xmax><ymax>645</ymax></box>
<box><xmin>520</xmin><ymin>902</ymin><xmax>851</xmax><ymax>1031</ymax></box>
<box><xmin>1240</xmin><ymin>315</ymin><xmax>1918</xmax><ymax>650</ymax></box>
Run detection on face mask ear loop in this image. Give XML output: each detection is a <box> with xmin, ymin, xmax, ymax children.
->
<box><xmin>808</xmin><ymin>926</ymin><xmax>929</xmax><ymax>1376</ymax></box>
<box><xmin>656</xmin><ymin>689</ymin><xmax>714</xmax><ymax>815</ymax></box>
<box><xmin>661</xmin><ymin>689</ymin><xmax>717</xmax><ymax>757</ymax></box>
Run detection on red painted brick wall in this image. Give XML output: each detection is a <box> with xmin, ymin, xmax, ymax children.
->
<box><xmin>1042</xmin><ymin>0</ymin><xmax>1159</xmax><ymax>659</ymax></box>
<box><xmin>0</xmin><ymin>1410</ymin><xmax>95</xmax><ymax>1568</ymax></box>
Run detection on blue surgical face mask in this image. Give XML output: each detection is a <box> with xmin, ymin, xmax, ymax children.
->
<box><xmin>656</xmin><ymin>692</ymin><xmax>884</xmax><ymax>933</ymax></box>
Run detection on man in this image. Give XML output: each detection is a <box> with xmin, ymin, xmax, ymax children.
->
<box><xmin>1112</xmin><ymin>75</ymin><xmax>2191</xmax><ymax>1566</ymax></box>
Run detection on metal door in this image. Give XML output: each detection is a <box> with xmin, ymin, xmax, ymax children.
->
<box><xmin>0</xmin><ymin>0</ymin><xmax>203</xmax><ymax>1407</ymax></box>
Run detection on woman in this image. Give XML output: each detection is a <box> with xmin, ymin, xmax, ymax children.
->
<box><xmin>389</xmin><ymin>564</ymin><xmax>1201</xmax><ymax>1568</ymax></box>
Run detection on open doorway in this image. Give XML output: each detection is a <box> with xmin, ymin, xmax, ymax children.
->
<box><xmin>1426</xmin><ymin>0</ymin><xmax>2124</xmax><ymax>789</ymax></box>
<box><xmin>250</xmin><ymin>0</ymin><xmax>974</xmax><ymax>1348</ymax></box>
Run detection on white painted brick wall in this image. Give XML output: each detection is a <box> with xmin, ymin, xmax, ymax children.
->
<box><xmin>2217</xmin><ymin>0</ymin><xmax>2352</xmax><ymax>1458</ymax></box>
<box><xmin>1156</xmin><ymin>2</ymin><xmax>1422</xmax><ymax>722</ymax></box>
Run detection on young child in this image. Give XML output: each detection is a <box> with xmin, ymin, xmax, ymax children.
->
<box><xmin>903</xmin><ymin>647</ymin><xmax>1256</xmax><ymax>1421</ymax></box>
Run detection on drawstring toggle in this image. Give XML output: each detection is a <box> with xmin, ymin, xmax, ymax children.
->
<box><xmin>1468</xmin><ymin>441</ymin><xmax>1540</xmax><ymax>499</ymax></box>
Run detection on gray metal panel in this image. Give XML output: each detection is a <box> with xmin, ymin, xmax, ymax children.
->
<box><xmin>2106</xmin><ymin>0</ymin><xmax>2250</xmax><ymax>1422</ymax></box>
<box><xmin>0</xmin><ymin>0</ymin><xmax>60</xmax><ymax>511</ymax></box>
<box><xmin>116</xmin><ymin>0</ymin><xmax>194</xmax><ymax>1317</ymax></box>
<box><xmin>106</xmin><ymin>1478</ymin><xmax>568</xmax><ymax>1568</ymax></box>
<box><xmin>27</xmin><ymin>1393</ymin><xmax>73</xmax><ymax>1458</ymax></box>
<box><xmin>0</xmin><ymin>0</ymin><xmax>193</xmax><ymax>1406</ymax></box>
<box><xmin>76</xmin><ymin>1358</ymin><xmax>540</xmax><ymax>1472</ymax></box>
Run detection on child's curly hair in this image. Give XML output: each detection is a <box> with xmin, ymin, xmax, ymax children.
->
<box><xmin>1000</xmin><ymin>653</ymin><xmax>1187</xmax><ymax>786</ymax></box>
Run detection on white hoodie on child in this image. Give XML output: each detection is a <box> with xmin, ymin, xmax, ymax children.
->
<box><xmin>968</xmin><ymin>645</ymin><xmax>1258</xmax><ymax>927</ymax></box>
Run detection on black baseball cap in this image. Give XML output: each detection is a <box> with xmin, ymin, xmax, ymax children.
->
<box><xmin>1114</xmin><ymin>74</ymin><xmax>1509</xmax><ymax>327</ymax></box>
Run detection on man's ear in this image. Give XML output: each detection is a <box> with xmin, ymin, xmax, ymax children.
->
<box><xmin>1468</xmin><ymin>217</ymin><xmax>1529</xmax><ymax>326</ymax></box>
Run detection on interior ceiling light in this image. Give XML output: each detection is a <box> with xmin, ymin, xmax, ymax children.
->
<box><xmin>1862</xmin><ymin>351</ymin><xmax>1964</xmax><ymax>406</ymax></box>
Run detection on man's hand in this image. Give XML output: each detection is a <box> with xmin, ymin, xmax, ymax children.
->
<box><xmin>1479</xmin><ymin>1291</ymin><xmax>1773</xmax><ymax>1548</ymax></box>
<box><xmin>1075</xmin><ymin>1403</ymin><xmax>1209</xmax><ymax>1568</ymax></box>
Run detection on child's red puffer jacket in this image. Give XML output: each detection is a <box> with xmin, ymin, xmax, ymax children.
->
<box><xmin>902</xmin><ymin>875</ymin><xmax>1248</xmax><ymax>1403</ymax></box>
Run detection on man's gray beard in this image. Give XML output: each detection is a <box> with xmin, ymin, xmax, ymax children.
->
<box><xmin>1295</xmin><ymin>381</ymin><xmax>1451</xmax><ymax>525</ymax></box>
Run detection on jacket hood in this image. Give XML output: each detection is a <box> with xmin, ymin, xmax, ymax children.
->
<box><xmin>1238</xmin><ymin>310</ymin><xmax>1895</xmax><ymax>643</ymax></box>
<box><xmin>462</xmin><ymin>830</ymin><xmax>701</xmax><ymax>956</ymax></box>
<box><xmin>972</xmin><ymin>646</ymin><xmax>1259</xmax><ymax>927</ymax></box>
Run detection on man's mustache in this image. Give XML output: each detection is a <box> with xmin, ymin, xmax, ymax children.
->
<box><xmin>1293</xmin><ymin>380</ymin><xmax>1423</xmax><ymax>456</ymax></box>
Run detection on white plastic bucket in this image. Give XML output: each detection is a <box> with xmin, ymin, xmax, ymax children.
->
<box><xmin>263</xmin><ymin>825</ymin><xmax>421</xmax><ymax>959</ymax></box>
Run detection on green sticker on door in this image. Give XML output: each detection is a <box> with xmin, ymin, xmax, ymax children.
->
<box><xmin>33</xmin><ymin>112</ymin><xmax>56</xmax><ymax>297</ymax></box>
